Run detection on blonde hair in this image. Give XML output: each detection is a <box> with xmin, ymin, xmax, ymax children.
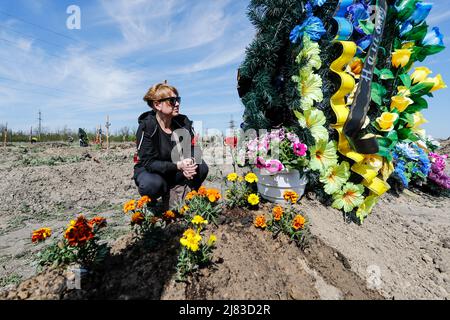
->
<box><xmin>143</xmin><ymin>81</ymin><xmax>179</xmax><ymax>109</ymax></box>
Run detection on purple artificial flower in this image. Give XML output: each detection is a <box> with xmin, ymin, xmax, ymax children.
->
<box><xmin>347</xmin><ymin>2</ymin><xmax>370</xmax><ymax>34</ymax></box>
<box><xmin>255</xmin><ymin>156</ymin><xmax>268</xmax><ymax>169</ymax></box>
<box><xmin>293</xmin><ymin>142</ymin><xmax>308</xmax><ymax>157</ymax></box>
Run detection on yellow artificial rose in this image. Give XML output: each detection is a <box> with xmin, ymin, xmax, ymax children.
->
<box><xmin>402</xmin><ymin>41</ymin><xmax>415</xmax><ymax>49</ymax></box>
<box><xmin>411</xmin><ymin>67</ymin><xmax>432</xmax><ymax>84</ymax></box>
<box><xmin>397</xmin><ymin>86</ymin><xmax>411</xmax><ymax>97</ymax></box>
<box><xmin>392</xmin><ymin>49</ymin><xmax>412</xmax><ymax>68</ymax></box>
<box><xmin>390</xmin><ymin>95</ymin><xmax>414</xmax><ymax>112</ymax></box>
<box><xmin>408</xmin><ymin>112</ymin><xmax>428</xmax><ymax>129</ymax></box>
<box><xmin>426</xmin><ymin>74</ymin><xmax>447</xmax><ymax>92</ymax></box>
<box><xmin>376</xmin><ymin>112</ymin><xmax>399</xmax><ymax>132</ymax></box>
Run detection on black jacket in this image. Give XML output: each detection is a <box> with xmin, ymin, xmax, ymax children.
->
<box><xmin>133</xmin><ymin>110</ymin><xmax>197</xmax><ymax>178</ymax></box>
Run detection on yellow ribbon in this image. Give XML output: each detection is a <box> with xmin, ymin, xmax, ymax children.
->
<box><xmin>329</xmin><ymin>40</ymin><xmax>390</xmax><ymax>197</ymax></box>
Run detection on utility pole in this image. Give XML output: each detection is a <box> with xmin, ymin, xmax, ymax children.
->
<box><xmin>38</xmin><ymin>110</ymin><xmax>42</xmax><ymax>142</ymax></box>
<box><xmin>30</xmin><ymin>126</ymin><xmax>33</xmax><ymax>144</ymax></box>
<box><xmin>105</xmin><ymin>115</ymin><xmax>110</xmax><ymax>150</ymax></box>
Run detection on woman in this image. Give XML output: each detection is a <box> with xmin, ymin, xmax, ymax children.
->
<box><xmin>133</xmin><ymin>82</ymin><xmax>208</xmax><ymax>205</ymax></box>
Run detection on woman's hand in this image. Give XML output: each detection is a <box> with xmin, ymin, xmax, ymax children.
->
<box><xmin>177</xmin><ymin>159</ymin><xmax>198</xmax><ymax>180</ymax></box>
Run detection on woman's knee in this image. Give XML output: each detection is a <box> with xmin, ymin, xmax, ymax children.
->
<box><xmin>137</xmin><ymin>172</ymin><xmax>168</xmax><ymax>197</ymax></box>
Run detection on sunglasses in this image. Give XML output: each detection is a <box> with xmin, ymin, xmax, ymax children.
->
<box><xmin>157</xmin><ymin>96</ymin><xmax>181</xmax><ymax>106</ymax></box>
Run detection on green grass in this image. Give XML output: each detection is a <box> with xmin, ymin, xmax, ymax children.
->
<box><xmin>0</xmin><ymin>273</ymin><xmax>23</xmax><ymax>288</ymax></box>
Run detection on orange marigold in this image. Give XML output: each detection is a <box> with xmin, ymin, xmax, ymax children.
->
<box><xmin>283</xmin><ymin>190</ymin><xmax>299</xmax><ymax>204</ymax></box>
<box><xmin>89</xmin><ymin>216</ymin><xmax>107</xmax><ymax>229</ymax></box>
<box><xmin>206</xmin><ymin>188</ymin><xmax>221</xmax><ymax>202</ymax></box>
<box><xmin>163</xmin><ymin>210</ymin><xmax>176</xmax><ymax>220</ymax></box>
<box><xmin>198</xmin><ymin>186</ymin><xmax>208</xmax><ymax>196</ymax></box>
<box><xmin>131</xmin><ymin>212</ymin><xmax>145</xmax><ymax>225</ymax></box>
<box><xmin>123</xmin><ymin>199</ymin><xmax>136</xmax><ymax>213</ymax></box>
<box><xmin>31</xmin><ymin>228</ymin><xmax>52</xmax><ymax>243</ymax></box>
<box><xmin>292</xmin><ymin>214</ymin><xmax>306</xmax><ymax>230</ymax></box>
<box><xmin>64</xmin><ymin>215</ymin><xmax>94</xmax><ymax>246</ymax></box>
<box><xmin>185</xmin><ymin>190</ymin><xmax>198</xmax><ymax>201</ymax></box>
<box><xmin>272</xmin><ymin>206</ymin><xmax>284</xmax><ymax>221</ymax></box>
<box><xmin>254</xmin><ymin>215</ymin><xmax>267</xmax><ymax>229</ymax></box>
<box><xmin>137</xmin><ymin>196</ymin><xmax>151</xmax><ymax>209</ymax></box>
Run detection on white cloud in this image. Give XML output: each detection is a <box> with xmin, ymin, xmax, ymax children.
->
<box><xmin>427</xmin><ymin>10</ymin><xmax>450</xmax><ymax>25</ymax></box>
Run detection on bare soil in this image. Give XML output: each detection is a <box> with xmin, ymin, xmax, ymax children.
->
<box><xmin>0</xmin><ymin>141</ymin><xmax>449</xmax><ymax>299</ymax></box>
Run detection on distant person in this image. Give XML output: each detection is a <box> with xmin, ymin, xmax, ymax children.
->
<box><xmin>78</xmin><ymin>128</ymin><xmax>88</xmax><ymax>147</ymax></box>
<box><xmin>133</xmin><ymin>82</ymin><xmax>208</xmax><ymax>206</ymax></box>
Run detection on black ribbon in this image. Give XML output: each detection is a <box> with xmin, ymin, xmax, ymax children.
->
<box><xmin>343</xmin><ymin>0</ymin><xmax>388</xmax><ymax>154</ymax></box>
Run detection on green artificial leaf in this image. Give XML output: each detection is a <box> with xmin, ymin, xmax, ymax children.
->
<box><xmin>402</xmin><ymin>23</ymin><xmax>428</xmax><ymax>42</ymax></box>
<box><xmin>379</xmin><ymin>69</ymin><xmax>395</xmax><ymax>80</ymax></box>
<box><xmin>386</xmin><ymin>130</ymin><xmax>398</xmax><ymax>144</ymax></box>
<box><xmin>410</xmin><ymin>82</ymin><xmax>434</xmax><ymax>96</ymax></box>
<box><xmin>377</xmin><ymin>146</ymin><xmax>393</xmax><ymax>162</ymax></box>
<box><xmin>406</xmin><ymin>96</ymin><xmax>428</xmax><ymax>113</ymax></box>
<box><xmin>399</xmin><ymin>73</ymin><xmax>412</xmax><ymax>88</ymax></box>
<box><xmin>371</xmin><ymin>83</ymin><xmax>387</xmax><ymax>105</ymax></box>
<box><xmin>421</xmin><ymin>45</ymin><xmax>446</xmax><ymax>56</ymax></box>
<box><xmin>396</xmin><ymin>0</ymin><xmax>419</xmax><ymax>22</ymax></box>
<box><xmin>359</xmin><ymin>20</ymin><xmax>374</xmax><ymax>35</ymax></box>
<box><xmin>397</xmin><ymin>128</ymin><xmax>414</xmax><ymax>140</ymax></box>
<box><xmin>413</xmin><ymin>45</ymin><xmax>446</xmax><ymax>62</ymax></box>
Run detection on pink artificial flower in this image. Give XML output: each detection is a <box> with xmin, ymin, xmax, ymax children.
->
<box><xmin>266</xmin><ymin>159</ymin><xmax>284</xmax><ymax>173</ymax></box>
<box><xmin>293</xmin><ymin>142</ymin><xmax>308</xmax><ymax>157</ymax></box>
<box><xmin>255</xmin><ymin>156</ymin><xmax>268</xmax><ymax>169</ymax></box>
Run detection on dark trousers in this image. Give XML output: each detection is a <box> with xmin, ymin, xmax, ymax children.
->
<box><xmin>135</xmin><ymin>161</ymin><xmax>209</xmax><ymax>198</ymax></box>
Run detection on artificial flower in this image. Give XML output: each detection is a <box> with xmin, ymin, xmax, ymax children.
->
<box><xmin>247</xmin><ymin>194</ymin><xmax>260</xmax><ymax>206</ymax></box>
<box><xmin>397</xmin><ymin>86</ymin><xmax>411</xmax><ymax>97</ymax></box>
<box><xmin>295</xmin><ymin>109</ymin><xmax>328</xmax><ymax>143</ymax></box>
<box><xmin>392</xmin><ymin>49</ymin><xmax>412</xmax><ymax>68</ymax></box>
<box><xmin>408</xmin><ymin>112</ymin><xmax>428</xmax><ymax>130</ymax></box>
<box><xmin>399</xmin><ymin>21</ymin><xmax>413</xmax><ymax>37</ymax></box>
<box><xmin>272</xmin><ymin>206</ymin><xmax>283</xmax><ymax>221</ymax></box>
<box><xmin>308</xmin><ymin>140</ymin><xmax>338</xmax><ymax>172</ymax></box>
<box><xmin>255</xmin><ymin>156</ymin><xmax>267</xmax><ymax>169</ymax></box>
<box><xmin>123</xmin><ymin>199</ymin><xmax>136</xmax><ymax>213</ymax></box>
<box><xmin>347</xmin><ymin>2</ymin><xmax>370</xmax><ymax>34</ymax></box>
<box><xmin>227</xmin><ymin>172</ymin><xmax>238</xmax><ymax>182</ymax></box>
<box><xmin>376</xmin><ymin>112</ymin><xmax>399</xmax><ymax>132</ymax></box>
<box><xmin>355</xmin><ymin>195</ymin><xmax>379</xmax><ymax>223</ymax></box>
<box><xmin>245</xmin><ymin>172</ymin><xmax>258</xmax><ymax>183</ymax></box>
<box><xmin>332</xmin><ymin>183</ymin><xmax>365</xmax><ymax>213</ymax></box>
<box><xmin>254</xmin><ymin>215</ymin><xmax>267</xmax><ymax>229</ymax></box>
<box><xmin>131</xmin><ymin>212</ymin><xmax>145</xmax><ymax>225</ymax></box>
<box><xmin>409</xmin><ymin>2</ymin><xmax>433</xmax><ymax>25</ymax></box>
<box><xmin>192</xmin><ymin>215</ymin><xmax>208</xmax><ymax>225</ymax></box>
<box><xmin>422</xmin><ymin>27</ymin><xmax>444</xmax><ymax>46</ymax></box>
<box><xmin>319</xmin><ymin>161</ymin><xmax>351</xmax><ymax>195</ymax></box>
<box><xmin>349</xmin><ymin>58</ymin><xmax>363</xmax><ymax>78</ymax></box>
<box><xmin>296</xmin><ymin>35</ymin><xmax>322</xmax><ymax>70</ymax></box>
<box><xmin>290</xmin><ymin>16</ymin><xmax>326</xmax><ymax>43</ymax></box>
<box><xmin>295</xmin><ymin>69</ymin><xmax>324</xmax><ymax>110</ymax></box>
<box><xmin>32</xmin><ymin>228</ymin><xmax>51</xmax><ymax>243</ymax></box>
<box><xmin>390</xmin><ymin>95</ymin><xmax>414</xmax><ymax>112</ymax></box>
<box><xmin>207</xmin><ymin>235</ymin><xmax>217</xmax><ymax>247</ymax></box>
<box><xmin>410</xmin><ymin>67</ymin><xmax>432</xmax><ymax>84</ymax></box>
<box><xmin>426</xmin><ymin>74</ymin><xmax>447</xmax><ymax>92</ymax></box>
<box><xmin>362</xmin><ymin>154</ymin><xmax>384</xmax><ymax>171</ymax></box>
<box><xmin>356</xmin><ymin>35</ymin><xmax>373</xmax><ymax>54</ymax></box>
<box><xmin>283</xmin><ymin>190</ymin><xmax>299</xmax><ymax>204</ymax></box>
<box><xmin>292</xmin><ymin>215</ymin><xmax>306</xmax><ymax>230</ymax></box>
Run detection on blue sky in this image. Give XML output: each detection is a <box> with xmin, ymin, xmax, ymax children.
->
<box><xmin>0</xmin><ymin>0</ymin><xmax>449</xmax><ymax>138</ymax></box>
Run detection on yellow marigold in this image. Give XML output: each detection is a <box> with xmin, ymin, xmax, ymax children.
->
<box><xmin>123</xmin><ymin>199</ymin><xmax>136</xmax><ymax>213</ymax></box>
<box><xmin>254</xmin><ymin>215</ymin><xmax>267</xmax><ymax>229</ymax></box>
<box><xmin>292</xmin><ymin>214</ymin><xmax>306</xmax><ymax>230</ymax></box>
<box><xmin>137</xmin><ymin>196</ymin><xmax>151</xmax><ymax>209</ymax></box>
<box><xmin>245</xmin><ymin>172</ymin><xmax>258</xmax><ymax>183</ymax></box>
<box><xmin>207</xmin><ymin>234</ymin><xmax>217</xmax><ymax>247</ymax></box>
<box><xmin>163</xmin><ymin>210</ymin><xmax>176</xmax><ymax>220</ymax></box>
<box><xmin>272</xmin><ymin>206</ymin><xmax>284</xmax><ymax>221</ymax></box>
<box><xmin>227</xmin><ymin>173</ymin><xmax>238</xmax><ymax>182</ymax></box>
<box><xmin>283</xmin><ymin>190</ymin><xmax>299</xmax><ymax>204</ymax></box>
<box><xmin>180</xmin><ymin>229</ymin><xmax>202</xmax><ymax>252</ymax></box>
<box><xmin>192</xmin><ymin>215</ymin><xmax>208</xmax><ymax>225</ymax></box>
<box><xmin>31</xmin><ymin>228</ymin><xmax>52</xmax><ymax>243</ymax></box>
<box><xmin>185</xmin><ymin>190</ymin><xmax>198</xmax><ymax>201</ymax></box>
<box><xmin>247</xmin><ymin>193</ymin><xmax>260</xmax><ymax>206</ymax></box>
<box><xmin>179</xmin><ymin>205</ymin><xmax>189</xmax><ymax>215</ymax></box>
<box><xmin>198</xmin><ymin>186</ymin><xmax>208</xmax><ymax>196</ymax></box>
<box><xmin>207</xmin><ymin>188</ymin><xmax>221</xmax><ymax>202</ymax></box>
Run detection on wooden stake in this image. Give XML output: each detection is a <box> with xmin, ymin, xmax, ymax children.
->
<box><xmin>3</xmin><ymin>123</ymin><xmax>7</xmax><ymax>148</ymax></box>
<box><xmin>105</xmin><ymin>115</ymin><xmax>110</xmax><ymax>150</ymax></box>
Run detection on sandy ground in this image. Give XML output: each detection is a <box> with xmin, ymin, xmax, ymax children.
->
<box><xmin>0</xmin><ymin>142</ymin><xmax>449</xmax><ymax>299</ymax></box>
